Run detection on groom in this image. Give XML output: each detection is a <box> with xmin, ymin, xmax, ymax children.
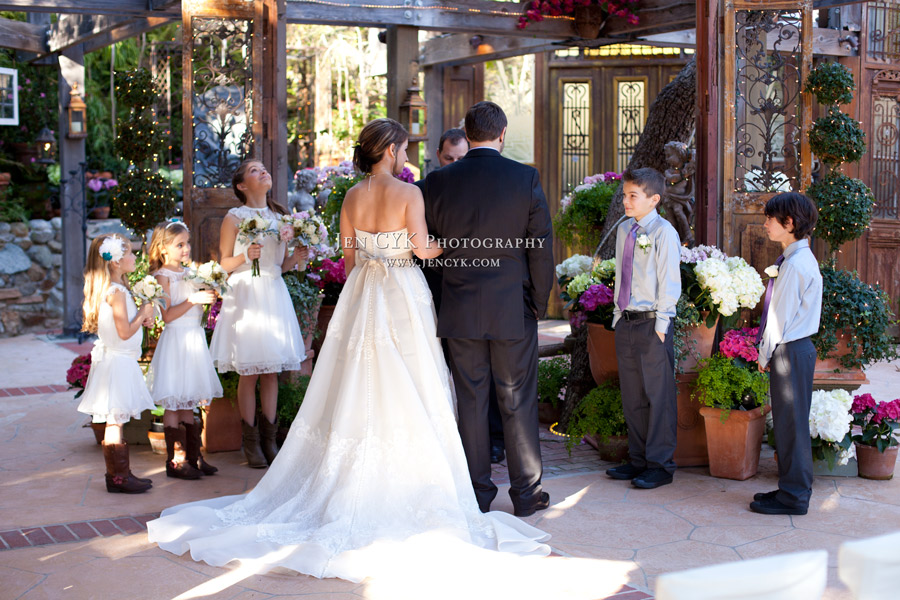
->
<box><xmin>421</xmin><ymin>101</ymin><xmax>554</xmax><ymax>517</ymax></box>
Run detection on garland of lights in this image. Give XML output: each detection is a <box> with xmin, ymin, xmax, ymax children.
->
<box><xmin>111</xmin><ymin>68</ymin><xmax>175</xmax><ymax>236</ymax></box>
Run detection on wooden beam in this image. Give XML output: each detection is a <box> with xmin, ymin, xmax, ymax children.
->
<box><xmin>48</xmin><ymin>15</ymin><xmax>132</xmax><ymax>54</ymax></box>
<box><xmin>80</xmin><ymin>17</ymin><xmax>170</xmax><ymax>54</ymax></box>
<box><xmin>0</xmin><ymin>17</ymin><xmax>46</xmax><ymax>53</ymax></box>
<box><xmin>813</xmin><ymin>0</ymin><xmax>866</xmax><ymax>8</ymax></box>
<box><xmin>0</xmin><ymin>0</ymin><xmax>180</xmax><ymax>17</ymax></box>
<box><xmin>421</xmin><ymin>34</ymin><xmax>564</xmax><ymax>67</ymax></box>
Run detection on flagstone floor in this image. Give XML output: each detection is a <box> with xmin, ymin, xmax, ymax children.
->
<box><xmin>1</xmin><ymin>329</ymin><xmax>898</xmax><ymax>600</ymax></box>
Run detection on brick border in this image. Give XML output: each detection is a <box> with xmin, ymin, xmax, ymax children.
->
<box><xmin>0</xmin><ymin>384</ymin><xmax>68</xmax><ymax>397</ymax></box>
<box><xmin>0</xmin><ymin>514</ymin><xmax>160</xmax><ymax>551</ymax></box>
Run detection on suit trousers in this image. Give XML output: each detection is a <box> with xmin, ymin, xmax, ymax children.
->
<box><xmin>614</xmin><ymin>318</ymin><xmax>677</xmax><ymax>473</ymax></box>
<box><xmin>770</xmin><ymin>337</ymin><xmax>816</xmax><ymax>509</ymax></box>
<box><xmin>447</xmin><ymin>315</ymin><xmax>542</xmax><ymax>512</ymax></box>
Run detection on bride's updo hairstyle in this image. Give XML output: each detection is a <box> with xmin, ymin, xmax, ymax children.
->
<box><xmin>352</xmin><ymin>118</ymin><xmax>408</xmax><ymax>175</ymax></box>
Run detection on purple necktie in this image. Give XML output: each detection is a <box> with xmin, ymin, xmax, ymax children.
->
<box><xmin>756</xmin><ymin>254</ymin><xmax>785</xmax><ymax>344</ymax></box>
<box><xmin>617</xmin><ymin>222</ymin><xmax>641</xmax><ymax>312</ymax></box>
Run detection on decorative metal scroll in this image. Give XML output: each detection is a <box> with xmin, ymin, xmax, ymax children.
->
<box><xmin>868</xmin><ymin>1</ymin><xmax>900</xmax><ymax>63</ymax></box>
<box><xmin>561</xmin><ymin>81</ymin><xmax>591</xmax><ymax>194</ymax></box>
<box><xmin>191</xmin><ymin>18</ymin><xmax>254</xmax><ymax>188</ymax></box>
<box><xmin>733</xmin><ymin>9</ymin><xmax>802</xmax><ymax>193</ymax></box>
<box><xmin>616</xmin><ymin>80</ymin><xmax>645</xmax><ymax>172</ymax></box>
<box><xmin>872</xmin><ymin>94</ymin><xmax>900</xmax><ymax>219</ymax></box>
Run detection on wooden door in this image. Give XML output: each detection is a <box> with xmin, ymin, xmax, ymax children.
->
<box><xmin>443</xmin><ymin>65</ymin><xmax>484</xmax><ymax>132</ymax></box>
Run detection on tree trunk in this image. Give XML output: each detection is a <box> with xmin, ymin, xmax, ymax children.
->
<box><xmin>558</xmin><ymin>324</ymin><xmax>592</xmax><ymax>432</ymax></box>
<box><xmin>595</xmin><ymin>57</ymin><xmax>697</xmax><ymax>259</ymax></box>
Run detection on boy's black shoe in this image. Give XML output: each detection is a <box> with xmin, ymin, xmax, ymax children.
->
<box><xmin>631</xmin><ymin>468</ymin><xmax>673</xmax><ymax>489</ymax></box>
<box><xmin>749</xmin><ymin>497</ymin><xmax>808</xmax><ymax>515</ymax></box>
<box><xmin>606</xmin><ymin>463</ymin><xmax>646</xmax><ymax>480</ymax></box>
<box><xmin>490</xmin><ymin>444</ymin><xmax>505</xmax><ymax>464</ymax></box>
<box><xmin>753</xmin><ymin>489</ymin><xmax>779</xmax><ymax>502</ymax></box>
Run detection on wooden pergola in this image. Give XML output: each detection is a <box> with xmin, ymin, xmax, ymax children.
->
<box><xmin>0</xmin><ymin>0</ymin><xmax>868</xmax><ymax>333</ymax></box>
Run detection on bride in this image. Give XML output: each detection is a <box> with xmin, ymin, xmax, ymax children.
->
<box><xmin>147</xmin><ymin>119</ymin><xmax>551</xmax><ymax>582</ymax></box>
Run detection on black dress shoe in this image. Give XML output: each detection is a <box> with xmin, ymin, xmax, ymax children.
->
<box><xmin>490</xmin><ymin>445</ymin><xmax>505</xmax><ymax>464</ymax></box>
<box><xmin>606</xmin><ymin>463</ymin><xmax>646</xmax><ymax>480</ymax></box>
<box><xmin>753</xmin><ymin>489</ymin><xmax>779</xmax><ymax>502</ymax></box>
<box><xmin>513</xmin><ymin>492</ymin><xmax>550</xmax><ymax>517</ymax></box>
<box><xmin>632</xmin><ymin>468</ymin><xmax>673</xmax><ymax>489</ymax></box>
<box><xmin>749</xmin><ymin>497</ymin><xmax>807</xmax><ymax>515</ymax></box>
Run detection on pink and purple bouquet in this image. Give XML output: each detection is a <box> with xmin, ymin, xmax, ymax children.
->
<box><xmin>66</xmin><ymin>353</ymin><xmax>91</xmax><ymax>399</ymax></box>
<box><xmin>280</xmin><ymin>211</ymin><xmax>329</xmax><ymax>249</ymax></box>
<box><xmin>852</xmin><ymin>393</ymin><xmax>900</xmax><ymax>452</ymax></box>
<box><xmin>237</xmin><ymin>215</ymin><xmax>277</xmax><ymax>276</ymax></box>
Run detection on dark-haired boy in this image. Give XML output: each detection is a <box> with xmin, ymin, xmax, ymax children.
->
<box><xmin>607</xmin><ymin>168</ymin><xmax>681</xmax><ymax>489</ymax></box>
<box><xmin>752</xmin><ymin>192</ymin><xmax>822</xmax><ymax>516</ymax></box>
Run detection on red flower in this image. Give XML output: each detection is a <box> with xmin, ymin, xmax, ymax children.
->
<box><xmin>851</xmin><ymin>393</ymin><xmax>877</xmax><ymax>415</ymax></box>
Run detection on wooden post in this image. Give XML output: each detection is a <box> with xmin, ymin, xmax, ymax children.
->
<box><xmin>58</xmin><ymin>45</ymin><xmax>86</xmax><ymax>335</ymax></box>
<box><xmin>694</xmin><ymin>0</ymin><xmax>718</xmax><ymax>246</ymax></box>
<box><xmin>386</xmin><ymin>25</ymin><xmax>420</xmax><ymax>169</ymax></box>
<box><xmin>423</xmin><ymin>64</ymin><xmax>444</xmax><ymax>175</ymax></box>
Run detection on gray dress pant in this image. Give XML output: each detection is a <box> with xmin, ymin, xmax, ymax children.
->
<box><xmin>614</xmin><ymin>317</ymin><xmax>677</xmax><ymax>474</ymax></box>
<box><xmin>770</xmin><ymin>337</ymin><xmax>816</xmax><ymax>509</ymax></box>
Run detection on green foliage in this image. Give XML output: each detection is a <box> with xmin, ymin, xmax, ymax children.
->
<box><xmin>117</xmin><ymin>68</ymin><xmax>156</xmax><ymax>109</ymax></box>
<box><xmin>809</xmin><ymin>108</ymin><xmax>866</xmax><ymax>167</ymax></box>
<box><xmin>277</xmin><ymin>376</ymin><xmax>311</xmax><ymax>427</ymax></box>
<box><xmin>673</xmin><ymin>294</ymin><xmax>703</xmax><ymax>373</ymax></box>
<box><xmin>537</xmin><ymin>356</ymin><xmax>569</xmax><ymax>407</ymax></box>
<box><xmin>693</xmin><ymin>355</ymin><xmax>769</xmax><ymax>421</ymax></box>
<box><xmin>804</xmin><ymin>62</ymin><xmax>855</xmax><ymax>106</ymax></box>
<box><xmin>553</xmin><ymin>181</ymin><xmax>618</xmax><ymax>251</ymax></box>
<box><xmin>0</xmin><ymin>51</ymin><xmax>57</xmax><ymax>148</ymax></box>
<box><xmin>807</xmin><ymin>172</ymin><xmax>875</xmax><ymax>256</ymax></box>
<box><xmin>565</xmin><ymin>381</ymin><xmax>627</xmax><ymax>453</ymax></box>
<box><xmin>219</xmin><ymin>371</ymin><xmax>240</xmax><ymax>399</ymax></box>
<box><xmin>0</xmin><ymin>193</ymin><xmax>30</xmax><ymax>223</ymax></box>
<box><xmin>114</xmin><ymin>69</ymin><xmax>165</xmax><ymax>166</ymax></box>
<box><xmin>322</xmin><ymin>175</ymin><xmax>363</xmax><ymax>245</ymax></box>
<box><xmin>282</xmin><ymin>270</ymin><xmax>323</xmax><ymax>340</ymax></box>
<box><xmin>814</xmin><ymin>265</ymin><xmax>899</xmax><ymax>370</ymax></box>
<box><xmin>112</xmin><ymin>169</ymin><xmax>176</xmax><ymax>237</ymax></box>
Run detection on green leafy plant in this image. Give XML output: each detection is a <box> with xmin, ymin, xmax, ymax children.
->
<box><xmin>0</xmin><ymin>193</ymin><xmax>30</xmax><ymax>223</ymax></box>
<box><xmin>282</xmin><ymin>270</ymin><xmax>323</xmax><ymax>340</ymax></box>
<box><xmin>277</xmin><ymin>376</ymin><xmax>311</xmax><ymax>427</ymax></box>
<box><xmin>218</xmin><ymin>371</ymin><xmax>240</xmax><ymax>400</ymax></box>
<box><xmin>807</xmin><ymin>172</ymin><xmax>875</xmax><ymax>258</ymax></box>
<box><xmin>565</xmin><ymin>380</ymin><xmax>627</xmax><ymax>453</ymax></box>
<box><xmin>112</xmin><ymin>169</ymin><xmax>176</xmax><ymax>239</ymax></box>
<box><xmin>673</xmin><ymin>294</ymin><xmax>703</xmax><ymax>373</ymax></box>
<box><xmin>553</xmin><ymin>176</ymin><xmax>619</xmax><ymax>251</ymax></box>
<box><xmin>538</xmin><ymin>356</ymin><xmax>569</xmax><ymax>407</ymax></box>
<box><xmin>322</xmin><ymin>174</ymin><xmax>363</xmax><ymax>246</ymax></box>
<box><xmin>809</xmin><ymin>109</ymin><xmax>866</xmax><ymax>167</ymax></box>
<box><xmin>804</xmin><ymin>61</ymin><xmax>855</xmax><ymax>106</ymax></box>
<box><xmin>814</xmin><ymin>265</ymin><xmax>898</xmax><ymax>370</ymax></box>
<box><xmin>693</xmin><ymin>355</ymin><xmax>769</xmax><ymax>422</ymax></box>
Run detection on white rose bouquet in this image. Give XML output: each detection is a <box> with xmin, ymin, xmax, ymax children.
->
<box><xmin>131</xmin><ymin>275</ymin><xmax>168</xmax><ymax>314</ymax></box>
<box><xmin>809</xmin><ymin>389</ymin><xmax>856</xmax><ymax>469</ymax></box>
<box><xmin>280</xmin><ymin>211</ymin><xmax>328</xmax><ymax>249</ymax></box>
<box><xmin>185</xmin><ymin>260</ymin><xmax>231</xmax><ymax>296</ymax></box>
<box><xmin>237</xmin><ymin>215</ymin><xmax>276</xmax><ymax>276</ymax></box>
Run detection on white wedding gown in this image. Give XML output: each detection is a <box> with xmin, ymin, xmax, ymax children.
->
<box><xmin>147</xmin><ymin>229</ymin><xmax>552</xmax><ymax>583</ymax></box>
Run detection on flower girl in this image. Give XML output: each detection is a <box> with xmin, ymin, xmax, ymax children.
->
<box><xmin>209</xmin><ymin>159</ymin><xmax>309</xmax><ymax>468</ymax></box>
<box><xmin>146</xmin><ymin>221</ymin><xmax>222</xmax><ymax>479</ymax></box>
<box><xmin>77</xmin><ymin>234</ymin><xmax>156</xmax><ymax>494</ymax></box>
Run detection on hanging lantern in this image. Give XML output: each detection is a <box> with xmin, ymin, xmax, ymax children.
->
<box><xmin>399</xmin><ymin>78</ymin><xmax>427</xmax><ymax>141</ymax></box>
<box><xmin>67</xmin><ymin>83</ymin><xmax>87</xmax><ymax>139</ymax></box>
<box><xmin>35</xmin><ymin>127</ymin><xmax>56</xmax><ymax>164</ymax></box>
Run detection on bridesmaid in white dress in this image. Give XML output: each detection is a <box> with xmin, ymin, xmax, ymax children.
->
<box><xmin>148</xmin><ymin>119</ymin><xmax>552</xmax><ymax>585</ymax></box>
<box><xmin>146</xmin><ymin>220</ymin><xmax>221</xmax><ymax>480</ymax></box>
<box><xmin>209</xmin><ymin>159</ymin><xmax>309</xmax><ymax>468</ymax></box>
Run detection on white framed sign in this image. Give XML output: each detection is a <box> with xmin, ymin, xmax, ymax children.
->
<box><xmin>0</xmin><ymin>67</ymin><xmax>19</xmax><ymax>126</ymax></box>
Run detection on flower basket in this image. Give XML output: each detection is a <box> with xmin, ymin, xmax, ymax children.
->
<box><xmin>855</xmin><ymin>444</ymin><xmax>898</xmax><ymax>480</ymax></box>
<box><xmin>586</xmin><ymin>322</ymin><xmax>618</xmax><ymax>385</ymax></box>
<box><xmin>700</xmin><ymin>405</ymin><xmax>771</xmax><ymax>480</ymax></box>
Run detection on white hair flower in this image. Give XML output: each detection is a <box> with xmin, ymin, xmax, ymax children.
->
<box><xmin>99</xmin><ymin>237</ymin><xmax>125</xmax><ymax>262</ymax></box>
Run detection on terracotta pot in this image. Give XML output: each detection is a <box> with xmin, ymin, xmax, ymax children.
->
<box><xmin>586</xmin><ymin>322</ymin><xmax>618</xmax><ymax>385</ymax></box>
<box><xmin>312</xmin><ymin>304</ymin><xmax>336</xmax><ymax>362</ymax></box>
<box><xmin>573</xmin><ymin>5</ymin><xmax>604</xmax><ymax>39</ymax></box>
<box><xmin>147</xmin><ymin>430</ymin><xmax>166</xmax><ymax>455</ymax></box>
<box><xmin>813</xmin><ymin>329</ymin><xmax>868</xmax><ymax>391</ymax></box>
<box><xmin>538</xmin><ymin>402</ymin><xmax>561</xmax><ymax>426</ymax></box>
<box><xmin>201</xmin><ymin>396</ymin><xmax>242</xmax><ymax>453</ymax></box>
<box><xmin>88</xmin><ymin>206</ymin><xmax>111</xmax><ymax>219</ymax></box>
<box><xmin>584</xmin><ymin>434</ymin><xmax>629</xmax><ymax>463</ymax></box>
<box><xmin>90</xmin><ymin>422</ymin><xmax>106</xmax><ymax>445</ymax></box>
<box><xmin>674</xmin><ymin>372</ymin><xmax>708</xmax><ymax>467</ymax></box>
<box><xmin>700</xmin><ymin>405</ymin><xmax>771</xmax><ymax>480</ymax></box>
<box><xmin>678</xmin><ymin>313</ymin><xmax>717</xmax><ymax>373</ymax></box>
<box><xmin>855</xmin><ymin>443</ymin><xmax>898</xmax><ymax>480</ymax></box>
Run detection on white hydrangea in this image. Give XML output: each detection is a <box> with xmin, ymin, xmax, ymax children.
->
<box><xmin>555</xmin><ymin>254</ymin><xmax>593</xmax><ymax>279</ymax></box>
<box><xmin>592</xmin><ymin>259</ymin><xmax>616</xmax><ymax>281</ymax></box>
<box><xmin>693</xmin><ymin>256</ymin><xmax>765</xmax><ymax>316</ymax></box>
<box><xmin>809</xmin><ymin>389</ymin><xmax>854</xmax><ymax>444</ymax></box>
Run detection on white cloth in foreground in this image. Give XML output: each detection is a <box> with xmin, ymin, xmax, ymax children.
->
<box><xmin>655</xmin><ymin>550</ymin><xmax>827</xmax><ymax>600</ymax></box>
<box><xmin>839</xmin><ymin>530</ymin><xmax>900</xmax><ymax>600</ymax></box>
<box><xmin>148</xmin><ymin>229</ymin><xmax>551</xmax><ymax>582</ymax></box>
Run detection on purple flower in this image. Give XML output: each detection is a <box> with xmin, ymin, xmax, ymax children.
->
<box><xmin>103</xmin><ymin>179</ymin><xmax>118</xmax><ymax>189</ymax></box>
<box><xmin>395</xmin><ymin>167</ymin><xmax>416</xmax><ymax>184</ymax></box>
<box><xmin>87</xmin><ymin>178</ymin><xmax>103</xmax><ymax>192</ymax></box>
<box><xmin>39</xmin><ymin>92</ymin><xmax>45</xmax><ymax>98</ymax></box>
<box><xmin>579</xmin><ymin>283</ymin><xmax>614</xmax><ymax>311</ymax></box>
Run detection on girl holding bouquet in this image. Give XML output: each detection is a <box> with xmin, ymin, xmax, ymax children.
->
<box><xmin>210</xmin><ymin>159</ymin><xmax>309</xmax><ymax>469</ymax></box>
<box><xmin>146</xmin><ymin>221</ymin><xmax>222</xmax><ymax>480</ymax></box>
<box><xmin>77</xmin><ymin>234</ymin><xmax>156</xmax><ymax>494</ymax></box>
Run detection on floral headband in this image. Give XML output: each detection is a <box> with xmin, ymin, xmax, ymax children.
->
<box><xmin>99</xmin><ymin>237</ymin><xmax>126</xmax><ymax>262</ymax></box>
<box><xmin>165</xmin><ymin>218</ymin><xmax>189</xmax><ymax>233</ymax></box>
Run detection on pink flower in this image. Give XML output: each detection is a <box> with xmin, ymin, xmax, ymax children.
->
<box><xmin>719</xmin><ymin>327</ymin><xmax>760</xmax><ymax>363</ymax></box>
<box><xmin>103</xmin><ymin>179</ymin><xmax>118</xmax><ymax>189</ymax></box>
<box><xmin>87</xmin><ymin>178</ymin><xmax>103</xmax><ymax>193</ymax></box>
<box><xmin>873</xmin><ymin>399</ymin><xmax>900</xmax><ymax>425</ymax></box>
<box><xmin>279</xmin><ymin>224</ymin><xmax>295</xmax><ymax>243</ymax></box>
<box><xmin>852</xmin><ymin>393</ymin><xmax>877</xmax><ymax>415</ymax></box>
<box><xmin>39</xmin><ymin>92</ymin><xmax>45</xmax><ymax>98</ymax></box>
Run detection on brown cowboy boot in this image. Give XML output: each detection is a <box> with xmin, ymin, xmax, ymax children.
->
<box><xmin>242</xmin><ymin>419</ymin><xmax>268</xmax><ymax>468</ymax></box>
<box><xmin>102</xmin><ymin>442</ymin><xmax>151</xmax><ymax>494</ymax></box>
<box><xmin>164</xmin><ymin>426</ymin><xmax>202</xmax><ymax>479</ymax></box>
<box><xmin>259</xmin><ymin>416</ymin><xmax>279</xmax><ymax>465</ymax></box>
<box><xmin>183</xmin><ymin>419</ymin><xmax>217</xmax><ymax>475</ymax></box>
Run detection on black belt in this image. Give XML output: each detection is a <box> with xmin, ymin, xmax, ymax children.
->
<box><xmin>621</xmin><ymin>311</ymin><xmax>656</xmax><ymax>321</ymax></box>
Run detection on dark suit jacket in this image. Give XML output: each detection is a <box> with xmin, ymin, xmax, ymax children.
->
<box><xmin>421</xmin><ymin>148</ymin><xmax>554</xmax><ymax>340</ymax></box>
<box><xmin>413</xmin><ymin>178</ymin><xmax>444</xmax><ymax>312</ymax></box>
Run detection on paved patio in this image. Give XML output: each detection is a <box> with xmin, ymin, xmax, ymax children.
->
<box><xmin>1</xmin><ymin>329</ymin><xmax>898</xmax><ymax>600</ymax></box>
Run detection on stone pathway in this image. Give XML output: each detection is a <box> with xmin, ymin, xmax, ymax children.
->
<box><xmin>1</xmin><ymin>330</ymin><xmax>898</xmax><ymax>599</ymax></box>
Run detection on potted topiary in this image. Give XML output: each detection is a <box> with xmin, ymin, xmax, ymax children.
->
<box><xmin>850</xmin><ymin>394</ymin><xmax>900</xmax><ymax>480</ymax></box>
<box><xmin>565</xmin><ymin>380</ymin><xmax>628</xmax><ymax>462</ymax></box>
<box><xmin>693</xmin><ymin>330</ymin><xmax>770</xmax><ymax>480</ymax></box>
<box><xmin>537</xmin><ymin>356</ymin><xmax>569</xmax><ymax>425</ymax></box>
<box><xmin>552</xmin><ymin>172</ymin><xmax>621</xmax><ymax>253</ymax></box>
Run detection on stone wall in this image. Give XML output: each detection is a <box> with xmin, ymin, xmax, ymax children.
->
<box><xmin>0</xmin><ymin>219</ymin><xmax>64</xmax><ymax>336</ymax></box>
